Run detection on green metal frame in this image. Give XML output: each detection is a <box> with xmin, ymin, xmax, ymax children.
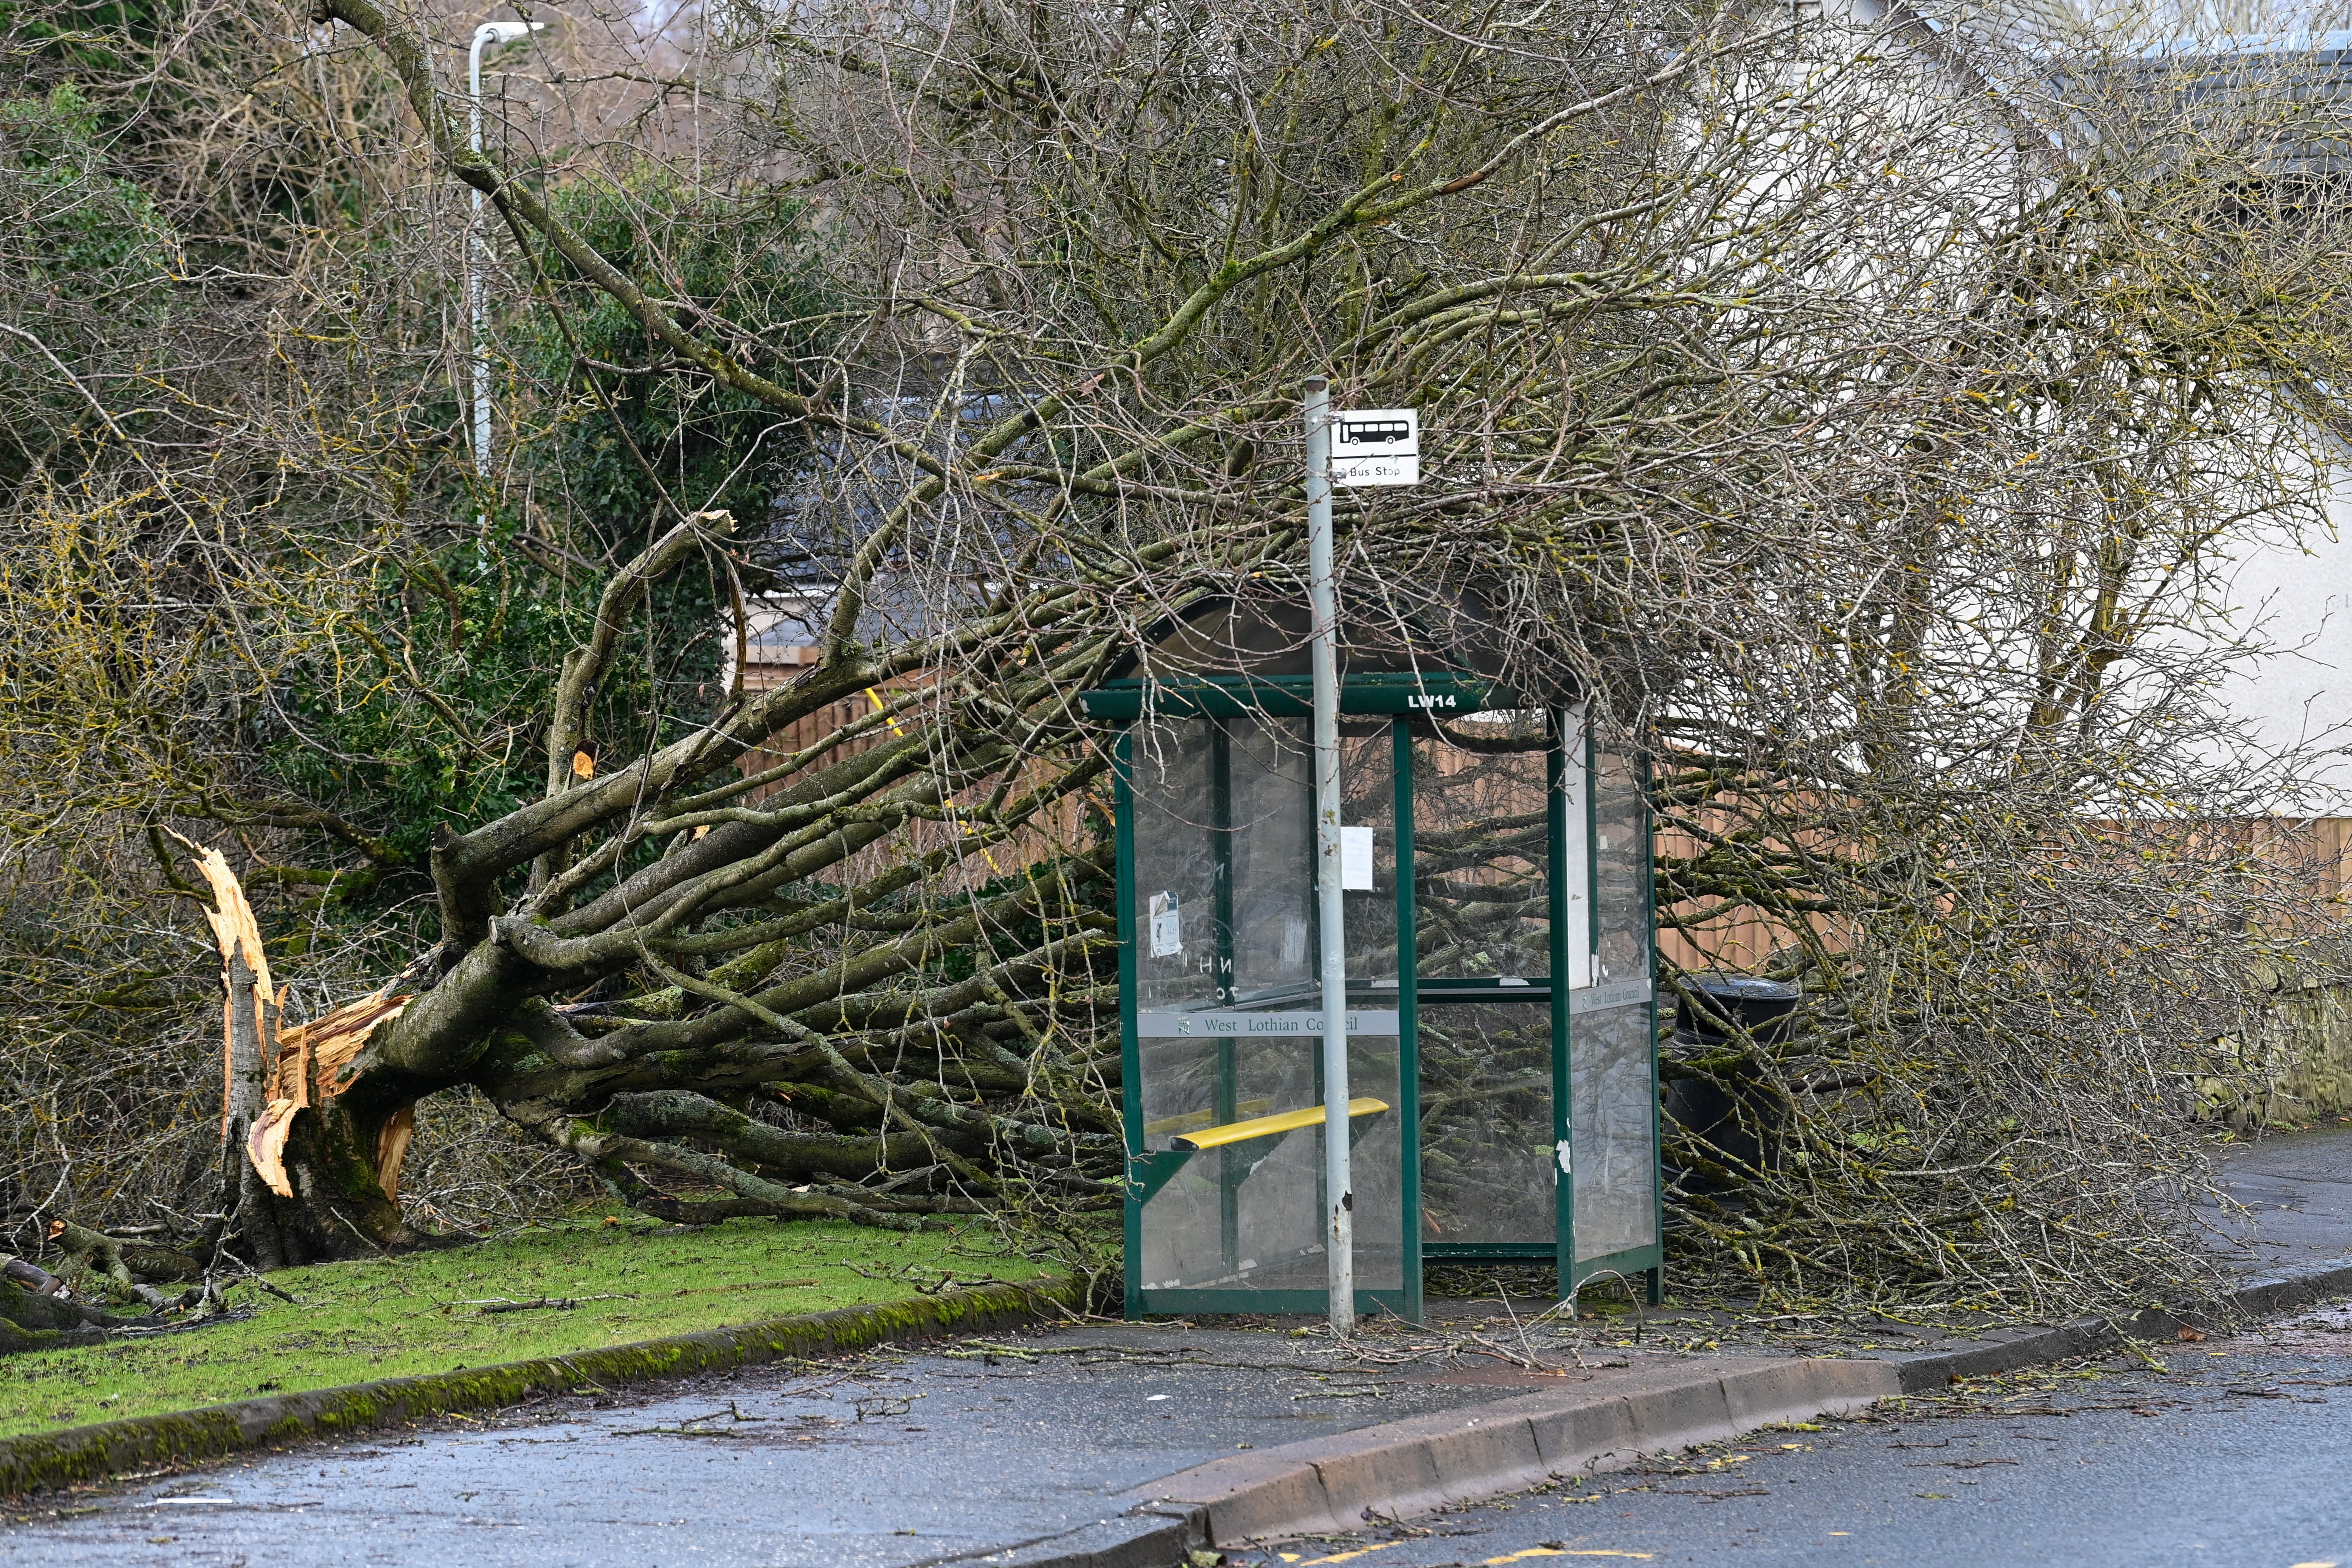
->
<box><xmin>1552</xmin><ymin>713</ymin><xmax>1576</xmax><ymax>1285</ymax></box>
<box><xmin>1081</xmin><ymin>672</ymin><xmax>1498</xmax><ymax>721</ymax></box>
<box><xmin>1392</xmin><ymin>717</ymin><xmax>1425</xmax><ymax>1321</ymax></box>
<box><xmin>1110</xmin><ymin>681</ymin><xmax>1661</xmax><ymax>1318</ymax></box>
<box><xmin>1118</xmin><ymin>726</ymin><xmax>1145</xmax><ymax>1309</ymax></box>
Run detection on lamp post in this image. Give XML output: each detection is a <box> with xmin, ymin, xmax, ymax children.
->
<box><xmin>468</xmin><ymin>19</ymin><xmax>542</xmax><ymax>482</ymax></box>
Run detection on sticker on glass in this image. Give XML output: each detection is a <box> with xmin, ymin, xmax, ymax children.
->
<box><xmin>1148</xmin><ymin>891</ymin><xmax>1182</xmax><ymax>958</ymax></box>
<box><xmin>1340</xmin><ymin>826</ymin><xmax>1376</xmax><ymax>891</ymax></box>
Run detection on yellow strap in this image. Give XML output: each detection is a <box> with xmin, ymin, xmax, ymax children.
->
<box><xmin>1169</xmin><ymin>1097</ymin><xmax>1390</xmax><ymax>1152</ymax></box>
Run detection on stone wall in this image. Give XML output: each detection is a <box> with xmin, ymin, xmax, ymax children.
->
<box><xmin>2210</xmin><ymin>977</ymin><xmax>2352</xmax><ymax>1129</ymax></box>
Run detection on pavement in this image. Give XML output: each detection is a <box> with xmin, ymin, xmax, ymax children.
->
<box><xmin>8</xmin><ymin>1124</ymin><xmax>2352</xmax><ymax>1567</ymax></box>
<box><xmin>1216</xmin><ymin>1321</ymin><xmax>2352</xmax><ymax>1567</ymax></box>
<box><xmin>2210</xmin><ymin>1118</ymin><xmax>2352</xmax><ymax>1273</ymax></box>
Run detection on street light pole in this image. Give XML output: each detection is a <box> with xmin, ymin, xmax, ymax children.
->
<box><xmin>1304</xmin><ymin>374</ymin><xmax>1353</xmax><ymax>1340</ymax></box>
<box><xmin>468</xmin><ymin>19</ymin><xmax>541</xmax><ymax>484</ymax></box>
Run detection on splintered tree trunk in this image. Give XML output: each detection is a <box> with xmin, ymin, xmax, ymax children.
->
<box><xmin>265</xmin><ymin>1092</ymin><xmax>427</xmax><ymax>1261</ymax></box>
<box><xmin>178</xmin><ymin>835</ymin><xmax>440</xmax><ymax>1262</ymax></box>
<box><xmin>219</xmin><ymin>947</ymin><xmax>287</xmax><ymax>1266</ymax></box>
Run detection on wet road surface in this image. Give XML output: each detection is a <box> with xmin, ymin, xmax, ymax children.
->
<box><xmin>2216</xmin><ymin>1123</ymin><xmax>2352</xmax><ymax>1276</ymax></box>
<box><xmin>14</xmin><ymin>1126</ymin><xmax>2352</xmax><ymax>1567</ymax></box>
<box><xmin>0</xmin><ymin>1320</ymin><xmax>1598</xmax><ymax>1568</ymax></box>
<box><xmin>1234</xmin><ymin>1328</ymin><xmax>2352</xmax><ymax>1568</ymax></box>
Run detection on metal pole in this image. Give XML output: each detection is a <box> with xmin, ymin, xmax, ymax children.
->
<box><xmin>466</xmin><ymin>21</ymin><xmax>540</xmax><ymax>486</ymax></box>
<box><xmin>1305</xmin><ymin>375</ymin><xmax>1352</xmax><ymax>1338</ymax></box>
<box><xmin>469</xmin><ymin>27</ymin><xmax>494</xmax><ymax>483</ymax></box>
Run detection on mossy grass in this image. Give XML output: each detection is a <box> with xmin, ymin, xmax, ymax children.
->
<box><xmin>0</xmin><ymin>1214</ymin><xmax>1051</xmax><ymax>1440</ymax></box>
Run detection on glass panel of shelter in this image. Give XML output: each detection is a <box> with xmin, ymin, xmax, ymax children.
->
<box><xmin>1125</xmin><ymin>713</ymin><xmax>1406</xmax><ymax>1309</ymax></box>
<box><xmin>1569</xmin><ymin>742</ymin><xmax>1661</xmax><ymax>1272</ymax></box>
<box><xmin>1413</xmin><ymin>707</ymin><xmax>1661</xmax><ymax>1295</ymax></box>
<box><xmin>1412</xmin><ymin>710</ymin><xmax>1556</xmax><ymax>1256</ymax></box>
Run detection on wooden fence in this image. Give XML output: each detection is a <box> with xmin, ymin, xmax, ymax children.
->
<box><xmin>1657</xmin><ymin>806</ymin><xmax>2352</xmax><ymax>975</ymax></box>
<box><xmin>734</xmin><ymin>647</ymin><xmax>1095</xmax><ymax>894</ymax></box>
<box><xmin>732</xmin><ymin>654</ymin><xmax>2352</xmax><ymax>971</ymax></box>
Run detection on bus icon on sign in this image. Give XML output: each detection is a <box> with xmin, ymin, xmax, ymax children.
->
<box><xmin>1338</xmin><ymin>417</ymin><xmax>1410</xmax><ymax>446</ymax></box>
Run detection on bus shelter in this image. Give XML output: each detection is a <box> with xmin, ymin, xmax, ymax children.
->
<box><xmin>1084</xmin><ymin>608</ymin><xmax>1661</xmax><ymax>1322</ymax></box>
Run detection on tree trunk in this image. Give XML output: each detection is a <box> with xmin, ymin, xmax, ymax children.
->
<box><xmin>183</xmin><ymin>836</ymin><xmax>447</xmax><ymax>1262</ymax></box>
<box><xmin>265</xmin><ymin>1095</ymin><xmax>440</xmax><ymax>1259</ymax></box>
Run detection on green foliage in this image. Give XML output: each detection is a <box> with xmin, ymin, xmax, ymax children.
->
<box><xmin>517</xmin><ymin>169</ymin><xmax>834</xmax><ymax>562</ymax></box>
<box><xmin>1</xmin><ymin>0</ymin><xmax>174</xmax><ymax>84</ymax></box>
<box><xmin>0</xmin><ymin>81</ymin><xmax>179</xmax><ymax>481</ymax></box>
<box><xmin>929</xmin><ymin>851</ymin><xmax>1117</xmax><ymax>986</ymax></box>
<box><xmin>0</xmin><ymin>83</ymin><xmax>167</xmax><ymax>275</ymax></box>
<box><xmin>253</xmin><ymin>530</ymin><xmax>736</xmax><ymax>932</ymax></box>
<box><xmin>248</xmin><ymin>177</ymin><xmax>839</xmax><ymax>920</ymax></box>
<box><xmin>259</xmin><ymin>545</ymin><xmax>587</xmax><ymax>900</ymax></box>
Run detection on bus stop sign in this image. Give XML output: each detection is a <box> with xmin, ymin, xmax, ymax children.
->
<box><xmin>1330</xmin><ymin>408</ymin><xmax>1419</xmax><ymax>487</ymax></box>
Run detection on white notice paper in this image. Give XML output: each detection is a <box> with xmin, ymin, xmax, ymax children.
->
<box><xmin>1148</xmin><ymin>891</ymin><xmax>1181</xmax><ymax>957</ymax></box>
<box><xmin>1340</xmin><ymin>826</ymin><xmax>1376</xmax><ymax>891</ymax></box>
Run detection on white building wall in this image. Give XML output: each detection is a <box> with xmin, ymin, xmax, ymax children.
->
<box><xmin>2215</xmin><ymin>491</ymin><xmax>2352</xmax><ymax>815</ymax></box>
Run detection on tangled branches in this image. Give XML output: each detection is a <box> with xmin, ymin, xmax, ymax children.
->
<box><xmin>1</xmin><ymin>0</ymin><xmax>2350</xmax><ymax>1312</ymax></box>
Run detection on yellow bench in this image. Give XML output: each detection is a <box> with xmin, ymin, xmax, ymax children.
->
<box><xmin>1169</xmin><ymin>1097</ymin><xmax>1391</xmax><ymax>1152</ymax></box>
<box><xmin>1144</xmin><ymin>1098</ymin><xmax>1272</xmax><ymax>1137</ymax></box>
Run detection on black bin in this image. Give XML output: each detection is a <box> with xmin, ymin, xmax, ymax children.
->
<box><xmin>1662</xmin><ymin>974</ymin><xmax>1800</xmax><ymax>1189</ymax></box>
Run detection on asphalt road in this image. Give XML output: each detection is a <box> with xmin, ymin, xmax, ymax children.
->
<box><xmin>0</xmin><ymin>1321</ymin><xmax>1572</xmax><ymax>1568</ymax></box>
<box><xmin>1232</xmin><ymin>1333</ymin><xmax>2352</xmax><ymax>1568</ymax></box>
<box><xmin>24</xmin><ymin>1332</ymin><xmax>2352</xmax><ymax>1568</ymax></box>
<box><xmin>12</xmin><ymin>1125</ymin><xmax>2352</xmax><ymax>1568</ymax></box>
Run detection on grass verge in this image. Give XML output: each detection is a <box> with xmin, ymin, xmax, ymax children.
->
<box><xmin>0</xmin><ymin>1215</ymin><xmax>1053</xmax><ymax>1441</ymax></box>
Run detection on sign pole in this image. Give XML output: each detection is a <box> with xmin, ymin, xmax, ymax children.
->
<box><xmin>1305</xmin><ymin>375</ymin><xmax>1353</xmax><ymax>1339</ymax></box>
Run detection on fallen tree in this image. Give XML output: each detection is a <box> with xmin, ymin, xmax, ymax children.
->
<box><xmin>0</xmin><ymin>1252</ymin><xmax>201</xmax><ymax>1357</ymax></box>
<box><xmin>1</xmin><ymin>0</ymin><xmax>2349</xmax><ymax>1312</ymax></box>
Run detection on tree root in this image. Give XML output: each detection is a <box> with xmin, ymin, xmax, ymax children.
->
<box><xmin>47</xmin><ymin>1220</ymin><xmax>205</xmax><ymax>1311</ymax></box>
<box><xmin>0</xmin><ymin>1274</ymin><xmax>145</xmax><ymax>1358</ymax></box>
